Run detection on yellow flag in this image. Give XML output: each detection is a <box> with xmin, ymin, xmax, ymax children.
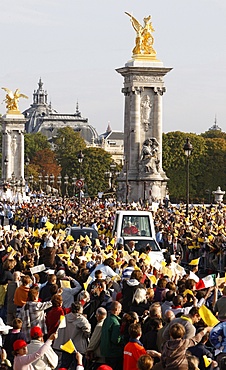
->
<box><xmin>66</xmin><ymin>235</ymin><xmax>74</xmax><ymax>241</ymax></box>
<box><xmin>60</xmin><ymin>339</ymin><xmax>76</xmax><ymax>354</ymax></box>
<box><xmin>110</xmin><ymin>238</ymin><xmax>115</xmax><ymax>245</ymax></box>
<box><xmin>203</xmin><ymin>355</ymin><xmax>212</xmax><ymax>368</ymax></box>
<box><xmin>189</xmin><ymin>258</ymin><xmax>200</xmax><ymax>266</ymax></box>
<box><xmin>85</xmin><ymin>235</ymin><xmax>92</xmax><ymax>245</ymax></box>
<box><xmin>58</xmin><ymin>254</ymin><xmax>70</xmax><ymax>259</ymax></box>
<box><xmin>58</xmin><ymin>315</ymin><xmax>66</xmax><ymax>329</ymax></box>
<box><xmin>60</xmin><ymin>280</ymin><xmax>71</xmax><ymax>289</ymax></box>
<box><xmin>162</xmin><ymin>266</ymin><xmax>173</xmax><ymax>278</ymax></box>
<box><xmin>95</xmin><ymin>238</ymin><xmax>100</xmax><ymax>247</ymax></box>
<box><xmin>147</xmin><ymin>274</ymin><xmax>157</xmax><ymax>284</ymax></box>
<box><xmin>33</xmin><ymin>229</ymin><xmax>39</xmax><ymax>237</ymax></box>
<box><xmin>45</xmin><ymin>221</ymin><xmax>54</xmax><ymax>230</ymax></box>
<box><xmin>199</xmin><ymin>305</ymin><xmax>219</xmax><ymax>327</ymax></box>
<box><xmin>183</xmin><ymin>289</ymin><xmax>194</xmax><ymax>297</ymax></box>
<box><xmin>134</xmin><ymin>265</ymin><xmax>141</xmax><ymax>271</ymax></box>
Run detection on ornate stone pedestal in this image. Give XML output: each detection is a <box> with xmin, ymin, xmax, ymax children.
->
<box><xmin>116</xmin><ymin>59</ymin><xmax>172</xmax><ymax>203</ymax></box>
<box><xmin>1</xmin><ymin>114</ymin><xmax>26</xmax><ymax>182</ymax></box>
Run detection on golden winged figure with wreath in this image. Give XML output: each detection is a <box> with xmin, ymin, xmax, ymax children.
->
<box><xmin>2</xmin><ymin>87</ymin><xmax>28</xmax><ymax>114</ymax></box>
<box><xmin>125</xmin><ymin>12</ymin><xmax>157</xmax><ymax>58</ymax></box>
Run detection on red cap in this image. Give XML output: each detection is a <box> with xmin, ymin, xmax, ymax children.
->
<box><xmin>13</xmin><ymin>339</ymin><xmax>27</xmax><ymax>351</ymax></box>
<box><xmin>30</xmin><ymin>326</ymin><xmax>43</xmax><ymax>339</ymax></box>
<box><xmin>97</xmin><ymin>366</ymin><xmax>113</xmax><ymax>370</ymax></box>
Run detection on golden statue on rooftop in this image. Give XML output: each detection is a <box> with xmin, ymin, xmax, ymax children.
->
<box><xmin>2</xmin><ymin>87</ymin><xmax>28</xmax><ymax>114</ymax></box>
<box><xmin>125</xmin><ymin>12</ymin><xmax>157</xmax><ymax>59</ymax></box>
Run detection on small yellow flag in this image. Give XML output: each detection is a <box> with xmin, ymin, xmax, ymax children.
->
<box><xmin>199</xmin><ymin>305</ymin><xmax>219</xmax><ymax>327</ymax></box>
<box><xmin>45</xmin><ymin>221</ymin><xmax>54</xmax><ymax>230</ymax></box>
<box><xmin>203</xmin><ymin>355</ymin><xmax>212</xmax><ymax>368</ymax></box>
<box><xmin>85</xmin><ymin>235</ymin><xmax>92</xmax><ymax>245</ymax></box>
<box><xmin>58</xmin><ymin>315</ymin><xmax>66</xmax><ymax>329</ymax></box>
<box><xmin>66</xmin><ymin>235</ymin><xmax>74</xmax><ymax>241</ymax></box>
<box><xmin>60</xmin><ymin>280</ymin><xmax>71</xmax><ymax>289</ymax></box>
<box><xmin>33</xmin><ymin>229</ymin><xmax>39</xmax><ymax>237</ymax></box>
<box><xmin>189</xmin><ymin>258</ymin><xmax>200</xmax><ymax>266</ymax></box>
<box><xmin>60</xmin><ymin>339</ymin><xmax>76</xmax><ymax>354</ymax></box>
<box><xmin>147</xmin><ymin>274</ymin><xmax>157</xmax><ymax>284</ymax></box>
<box><xmin>183</xmin><ymin>289</ymin><xmax>194</xmax><ymax>297</ymax></box>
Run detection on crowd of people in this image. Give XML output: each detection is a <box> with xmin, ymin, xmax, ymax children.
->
<box><xmin>0</xmin><ymin>195</ymin><xmax>225</xmax><ymax>370</ymax></box>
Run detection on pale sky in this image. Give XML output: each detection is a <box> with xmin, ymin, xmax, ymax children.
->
<box><xmin>1</xmin><ymin>0</ymin><xmax>226</xmax><ymax>135</ymax></box>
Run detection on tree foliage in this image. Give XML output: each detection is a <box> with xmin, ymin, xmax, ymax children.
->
<box><xmin>53</xmin><ymin>127</ymin><xmax>86</xmax><ymax>179</ymax></box>
<box><xmin>82</xmin><ymin>147</ymin><xmax>113</xmax><ymax>197</ymax></box>
<box><xmin>24</xmin><ymin>132</ymin><xmax>50</xmax><ymax>161</ymax></box>
<box><xmin>162</xmin><ymin>131</ymin><xmax>226</xmax><ymax>203</ymax></box>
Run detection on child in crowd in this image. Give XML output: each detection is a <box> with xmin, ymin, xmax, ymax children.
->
<box><xmin>161</xmin><ymin>323</ymin><xmax>211</xmax><ymax>370</ymax></box>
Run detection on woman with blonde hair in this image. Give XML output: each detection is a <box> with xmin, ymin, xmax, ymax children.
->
<box><xmin>130</xmin><ymin>288</ymin><xmax>149</xmax><ymax>316</ymax></box>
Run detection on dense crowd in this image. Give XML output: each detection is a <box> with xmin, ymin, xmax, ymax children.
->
<box><xmin>0</xmin><ymin>195</ymin><xmax>225</xmax><ymax>370</ymax></box>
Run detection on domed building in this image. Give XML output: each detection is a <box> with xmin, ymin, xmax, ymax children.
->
<box><xmin>23</xmin><ymin>78</ymin><xmax>99</xmax><ymax>145</ymax></box>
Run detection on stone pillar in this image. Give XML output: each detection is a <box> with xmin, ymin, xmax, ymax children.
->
<box><xmin>116</xmin><ymin>60</ymin><xmax>172</xmax><ymax>203</ymax></box>
<box><xmin>153</xmin><ymin>87</ymin><xmax>165</xmax><ymax>170</ymax></box>
<box><xmin>1</xmin><ymin>114</ymin><xmax>26</xmax><ymax>182</ymax></box>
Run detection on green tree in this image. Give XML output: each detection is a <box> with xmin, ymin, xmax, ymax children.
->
<box><xmin>53</xmin><ymin>127</ymin><xmax>86</xmax><ymax>179</ymax></box>
<box><xmin>24</xmin><ymin>132</ymin><xmax>50</xmax><ymax>161</ymax></box>
<box><xmin>82</xmin><ymin>147</ymin><xmax>113</xmax><ymax>197</ymax></box>
<box><xmin>162</xmin><ymin>131</ymin><xmax>226</xmax><ymax>203</ymax></box>
<box><xmin>201</xmin><ymin>130</ymin><xmax>226</xmax><ymax>139</ymax></box>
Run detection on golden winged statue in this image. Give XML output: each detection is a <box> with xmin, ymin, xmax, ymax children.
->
<box><xmin>2</xmin><ymin>87</ymin><xmax>28</xmax><ymax>114</ymax></box>
<box><xmin>125</xmin><ymin>12</ymin><xmax>157</xmax><ymax>58</ymax></box>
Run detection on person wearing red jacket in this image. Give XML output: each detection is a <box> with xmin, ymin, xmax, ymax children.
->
<box><xmin>123</xmin><ymin>323</ymin><xmax>146</xmax><ymax>370</ymax></box>
<box><xmin>46</xmin><ymin>294</ymin><xmax>71</xmax><ymax>337</ymax></box>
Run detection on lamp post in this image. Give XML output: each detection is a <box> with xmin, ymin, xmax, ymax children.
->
<box><xmin>38</xmin><ymin>174</ymin><xmax>42</xmax><ymax>192</ymax></box>
<box><xmin>64</xmin><ymin>174</ymin><xmax>69</xmax><ymax>197</ymax></box>
<box><xmin>25</xmin><ymin>156</ymin><xmax>30</xmax><ymax>182</ymax></box>
<box><xmin>183</xmin><ymin>138</ymin><xmax>193</xmax><ymax>217</ymax></box>
<box><xmin>44</xmin><ymin>174</ymin><xmax>49</xmax><ymax>193</ymax></box>
<box><xmin>72</xmin><ymin>177</ymin><xmax>77</xmax><ymax>196</ymax></box>
<box><xmin>49</xmin><ymin>174</ymin><xmax>55</xmax><ymax>194</ymax></box>
<box><xmin>77</xmin><ymin>150</ymin><xmax>84</xmax><ymax>207</ymax></box>
<box><xmin>4</xmin><ymin>157</ymin><xmax>8</xmax><ymax>181</ymax></box>
<box><xmin>57</xmin><ymin>175</ymin><xmax>62</xmax><ymax>196</ymax></box>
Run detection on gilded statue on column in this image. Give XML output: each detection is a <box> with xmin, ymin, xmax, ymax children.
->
<box><xmin>2</xmin><ymin>87</ymin><xmax>28</xmax><ymax>114</ymax></box>
<box><xmin>125</xmin><ymin>12</ymin><xmax>157</xmax><ymax>59</ymax></box>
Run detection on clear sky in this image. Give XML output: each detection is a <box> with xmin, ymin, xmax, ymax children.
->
<box><xmin>1</xmin><ymin>0</ymin><xmax>226</xmax><ymax>135</ymax></box>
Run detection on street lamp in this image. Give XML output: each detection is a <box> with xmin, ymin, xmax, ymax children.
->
<box><xmin>25</xmin><ymin>156</ymin><xmax>30</xmax><ymax>182</ymax></box>
<box><xmin>4</xmin><ymin>157</ymin><xmax>8</xmax><ymax>181</ymax></box>
<box><xmin>38</xmin><ymin>174</ymin><xmax>42</xmax><ymax>191</ymax></box>
<box><xmin>183</xmin><ymin>138</ymin><xmax>193</xmax><ymax>217</ymax></box>
<box><xmin>57</xmin><ymin>175</ymin><xmax>62</xmax><ymax>195</ymax></box>
<box><xmin>44</xmin><ymin>174</ymin><xmax>49</xmax><ymax>193</ymax></box>
<box><xmin>77</xmin><ymin>151</ymin><xmax>84</xmax><ymax>207</ymax></box>
<box><xmin>49</xmin><ymin>174</ymin><xmax>55</xmax><ymax>194</ymax></box>
<box><xmin>64</xmin><ymin>174</ymin><xmax>69</xmax><ymax>197</ymax></box>
<box><xmin>72</xmin><ymin>177</ymin><xmax>77</xmax><ymax>196</ymax></box>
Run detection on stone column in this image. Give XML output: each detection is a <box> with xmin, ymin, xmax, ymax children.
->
<box><xmin>129</xmin><ymin>86</ymin><xmax>142</xmax><ymax>175</ymax></box>
<box><xmin>116</xmin><ymin>60</ymin><xmax>172</xmax><ymax>203</ymax></box>
<box><xmin>1</xmin><ymin>115</ymin><xmax>26</xmax><ymax>182</ymax></box>
<box><xmin>153</xmin><ymin>87</ymin><xmax>166</xmax><ymax>170</ymax></box>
